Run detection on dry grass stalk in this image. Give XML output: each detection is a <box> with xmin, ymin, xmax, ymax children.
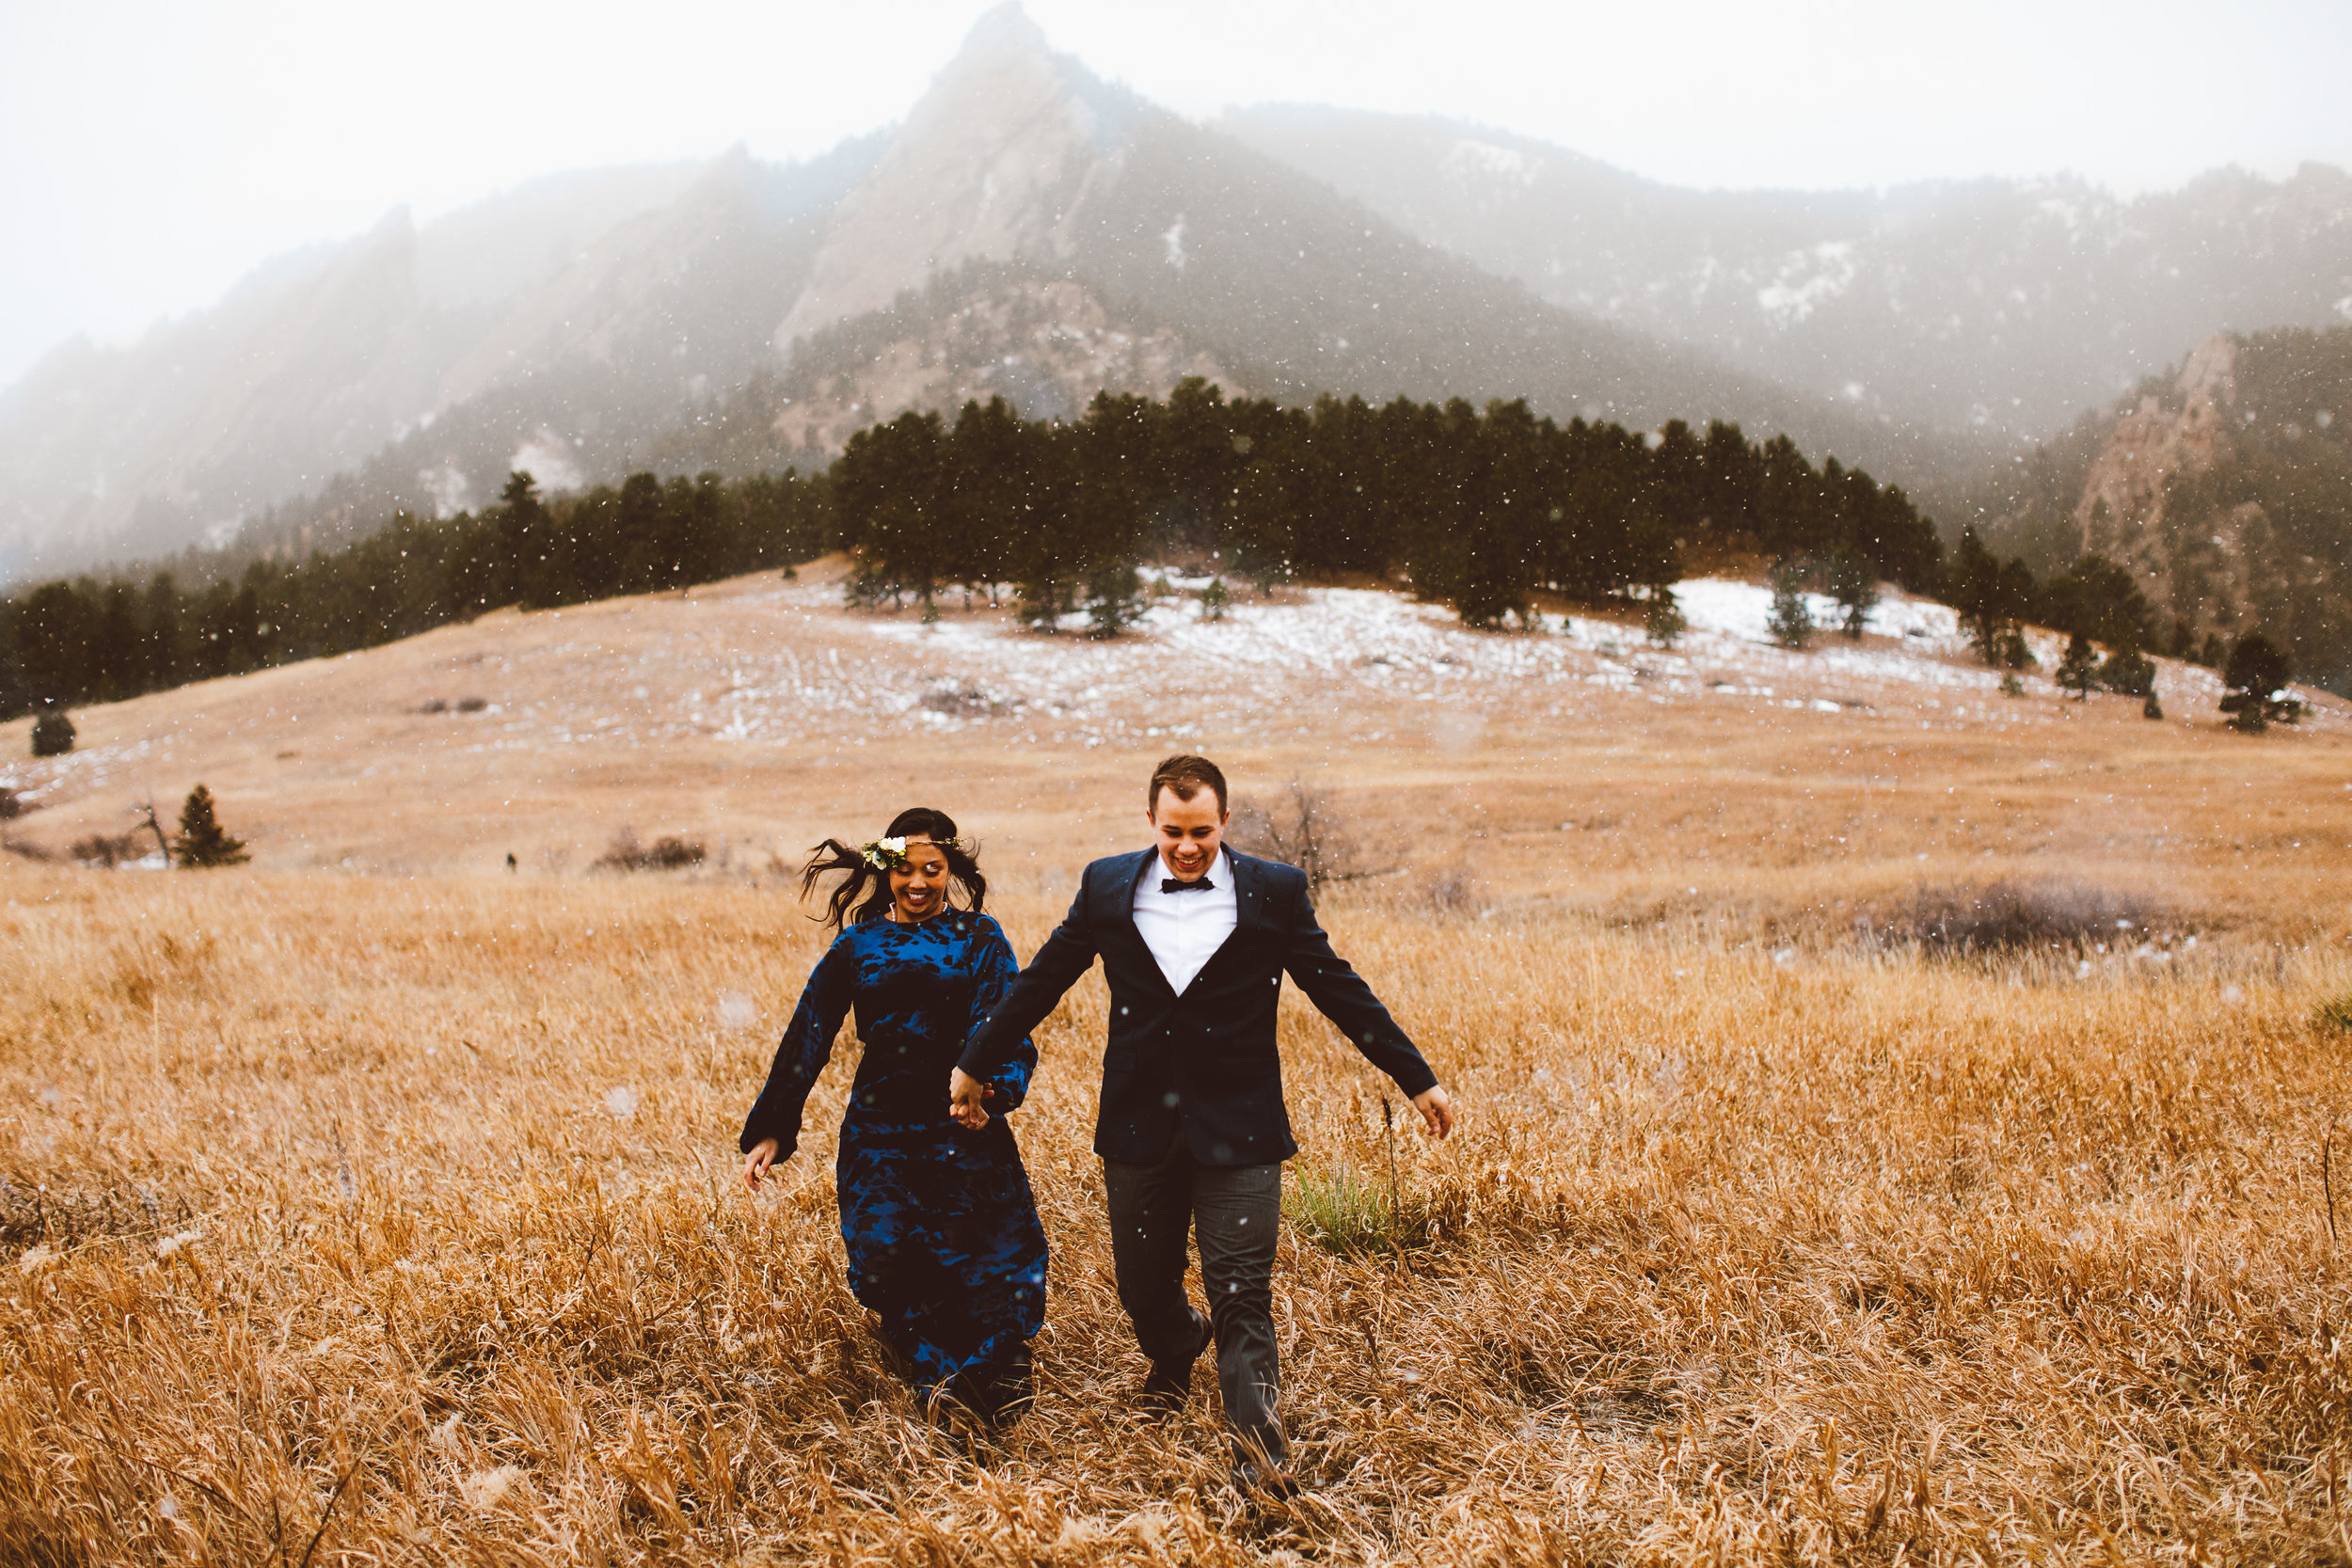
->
<box><xmin>2</xmin><ymin>866</ymin><xmax>2348</xmax><ymax>1562</ymax></box>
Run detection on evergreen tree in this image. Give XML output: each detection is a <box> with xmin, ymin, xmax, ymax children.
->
<box><xmin>1947</xmin><ymin>529</ymin><xmax>2036</xmax><ymax>667</ymax></box>
<box><xmin>1821</xmin><ymin>550</ymin><xmax>1879</xmax><ymax>639</ymax></box>
<box><xmin>30</xmin><ymin>709</ymin><xmax>74</xmax><ymax>757</ymax></box>
<box><xmin>1644</xmin><ymin>588</ymin><xmax>1688</xmax><ymax>648</ymax></box>
<box><xmin>2220</xmin><ymin>634</ymin><xmax>2302</xmax><ymax>732</ymax></box>
<box><xmin>2142</xmin><ymin>689</ymin><xmax>2165</xmax><ymax>721</ymax></box>
<box><xmin>1768</xmin><ymin>560</ymin><xmax>1815</xmax><ymax>650</ymax></box>
<box><xmin>2057</xmin><ymin>633</ymin><xmax>2099</xmax><ymax>701</ymax></box>
<box><xmin>171</xmin><ymin>784</ymin><xmax>248</xmax><ymax>867</ymax></box>
<box><xmin>2098</xmin><ymin>648</ymin><xmax>2156</xmax><ymax>698</ymax></box>
<box><xmin>1084</xmin><ymin>561</ymin><xmax>1150</xmax><ymax>640</ymax></box>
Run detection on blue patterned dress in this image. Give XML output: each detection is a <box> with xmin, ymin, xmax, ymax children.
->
<box><xmin>740</xmin><ymin>909</ymin><xmax>1047</xmax><ymax>1404</ymax></box>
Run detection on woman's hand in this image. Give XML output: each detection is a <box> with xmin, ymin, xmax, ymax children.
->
<box><xmin>741</xmin><ymin>1138</ymin><xmax>781</xmax><ymax>1193</ymax></box>
<box><xmin>947</xmin><ymin>1069</ymin><xmax>992</xmax><ymax>1130</ymax></box>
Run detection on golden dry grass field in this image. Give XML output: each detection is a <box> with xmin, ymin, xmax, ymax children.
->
<box><xmin>4</xmin><ymin>563</ymin><xmax>2352</xmax><ymax>1564</ymax></box>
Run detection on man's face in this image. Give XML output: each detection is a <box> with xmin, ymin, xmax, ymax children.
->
<box><xmin>1148</xmin><ymin>785</ymin><xmax>1226</xmax><ymax>881</ymax></box>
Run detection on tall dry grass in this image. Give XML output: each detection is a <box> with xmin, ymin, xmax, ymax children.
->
<box><xmin>2</xmin><ymin>864</ymin><xmax>2350</xmax><ymax>1564</ymax></box>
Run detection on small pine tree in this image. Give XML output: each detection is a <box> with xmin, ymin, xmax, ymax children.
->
<box><xmin>1084</xmin><ymin>561</ymin><xmax>1149</xmax><ymax>640</ymax></box>
<box><xmin>1199</xmin><ymin>578</ymin><xmax>1232</xmax><ymax>624</ymax></box>
<box><xmin>171</xmin><ymin>784</ymin><xmax>248</xmax><ymax>868</ymax></box>
<box><xmin>1645</xmin><ymin>588</ymin><xmax>1688</xmax><ymax>648</ymax></box>
<box><xmin>1767</xmin><ymin>562</ymin><xmax>1815</xmax><ymax>651</ymax></box>
<box><xmin>2219</xmin><ymin>634</ymin><xmax>2303</xmax><ymax>733</ymax></box>
<box><xmin>2098</xmin><ymin>648</ymin><xmax>2155</xmax><ymax>698</ymax></box>
<box><xmin>30</xmin><ymin>710</ymin><xmax>74</xmax><ymax>757</ymax></box>
<box><xmin>2142</xmin><ymin>689</ymin><xmax>2165</xmax><ymax>721</ymax></box>
<box><xmin>1822</xmin><ymin>551</ymin><xmax>1878</xmax><ymax>640</ymax></box>
<box><xmin>2057</xmin><ymin>633</ymin><xmax>2099</xmax><ymax>702</ymax></box>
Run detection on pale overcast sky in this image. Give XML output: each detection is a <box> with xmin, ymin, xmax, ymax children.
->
<box><xmin>3</xmin><ymin>0</ymin><xmax>2347</xmax><ymax>389</ymax></box>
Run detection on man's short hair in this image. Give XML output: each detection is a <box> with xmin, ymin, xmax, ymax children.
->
<box><xmin>1148</xmin><ymin>754</ymin><xmax>1229</xmax><ymax>817</ymax></box>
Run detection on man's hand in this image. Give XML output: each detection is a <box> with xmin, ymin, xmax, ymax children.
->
<box><xmin>1412</xmin><ymin>1085</ymin><xmax>1454</xmax><ymax>1140</ymax></box>
<box><xmin>947</xmin><ymin>1068</ymin><xmax>992</xmax><ymax>1130</ymax></box>
<box><xmin>741</xmin><ymin>1137</ymin><xmax>780</xmax><ymax>1194</ymax></box>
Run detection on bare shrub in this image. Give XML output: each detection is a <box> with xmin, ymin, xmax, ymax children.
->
<box><xmin>70</xmin><ymin>832</ymin><xmax>148</xmax><ymax>868</ymax></box>
<box><xmin>1417</xmin><ymin>863</ymin><xmax>1483</xmax><ymax>915</ymax></box>
<box><xmin>918</xmin><ymin>683</ymin><xmax>1011</xmax><ymax>718</ymax></box>
<box><xmin>1</xmin><ymin>835</ymin><xmax>55</xmax><ymax>862</ymax></box>
<box><xmin>1881</xmin><ymin>878</ymin><xmax>2155</xmax><ymax>954</ymax></box>
<box><xmin>454</xmin><ymin>696</ymin><xmax>489</xmax><ymax>713</ymax></box>
<box><xmin>593</xmin><ymin>828</ymin><xmax>707</xmax><ymax>872</ymax></box>
<box><xmin>1227</xmin><ymin>779</ymin><xmax>1389</xmax><ymax>890</ymax></box>
<box><xmin>416</xmin><ymin>698</ymin><xmax>449</xmax><ymax>714</ymax></box>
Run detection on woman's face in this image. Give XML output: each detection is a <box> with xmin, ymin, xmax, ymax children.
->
<box><xmin>888</xmin><ymin>838</ymin><xmax>952</xmax><ymax>921</ymax></box>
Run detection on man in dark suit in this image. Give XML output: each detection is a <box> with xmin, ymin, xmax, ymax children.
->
<box><xmin>949</xmin><ymin>754</ymin><xmax>1452</xmax><ymax>1494</ymax></box>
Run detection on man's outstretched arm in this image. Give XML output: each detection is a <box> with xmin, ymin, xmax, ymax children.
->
<box><xmin>949</xmin><ymin>879</ymin><xmax>1104</xmax><ymax>1127</ymax></box>
<box><xmin>1279</xmin><ymin>879</ymin><xmax>1454</xmax><ymax>1138</ymax></box>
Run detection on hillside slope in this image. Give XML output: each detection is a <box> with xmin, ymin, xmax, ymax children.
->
<box><xmin>1976</xmin><ymin>325</ymin><xmax>2352</xmax><ymax>693</ymax></box>
<box><xmin>0</xmin><ymin>7</ymin><xmax>1975</xmax><ymax>579</ymax></box>
<box><xmin>1220</xmin><ymin>104</ymin><xmax>2352</xmax><ymax>441</ymax></box>
<box><xmin>1</xmin><ymin>557</ymin><xmax>2338</xmax><ymax>890</ymax></box>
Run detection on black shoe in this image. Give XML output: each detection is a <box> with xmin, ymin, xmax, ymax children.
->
<box><xmin>1139</xmin><ymin>1313</ymin><xmax>1212</xmax><ymax>1418</ymax></box>
<box><xmin>1231</xmin><ymin>1461</ymin><xmax>1300</xmax><ymax>1500</ymax></box>
<box><xmin>969</xmin><ymin>1346</ymin><xmax>1035</xmax><ymax>1428</ymax></box>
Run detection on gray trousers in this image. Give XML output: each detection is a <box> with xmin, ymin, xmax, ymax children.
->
<box><xmin>1103</xmin><ymin>1133</ymin><xmax>1286</xmax><ymax>1467</ymax></box>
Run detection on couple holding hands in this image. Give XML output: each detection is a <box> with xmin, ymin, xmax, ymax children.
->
<box><xmin>739</xmin><ymin>754</ymin><xmax>1453</xmax><ymax>1497</ymax></box>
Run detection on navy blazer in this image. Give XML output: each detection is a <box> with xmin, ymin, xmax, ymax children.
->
<box><xmin>958</xmin><ymin>847</ymin><xmax>1437</xmax><ymax>1166</ymax></box>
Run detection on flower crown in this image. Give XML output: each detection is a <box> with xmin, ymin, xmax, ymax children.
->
<box><xmin>860</xmin><ymin>834</ymin><xmax>965</xmax><ymax>872</ymax></box>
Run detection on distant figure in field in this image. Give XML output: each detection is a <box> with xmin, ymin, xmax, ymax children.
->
<box><xmin>740</xmin><ymin>808</ymin><xmax>1046</xmax><ymax>1424</ymax></box>
<box><xmin>951</xmin><ymin>754</ymin><xmax>1453</xmax><ymax>1497</ymax></box>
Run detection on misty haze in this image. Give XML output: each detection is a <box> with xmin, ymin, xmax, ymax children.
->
<box><xmin>3</xmin><ymin>4</ymin><xmax>2350</xmax><ymax>1563</ymax></box>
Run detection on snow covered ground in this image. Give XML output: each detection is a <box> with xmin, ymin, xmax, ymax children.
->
<box><xmin>2</xmin><ymin>574</ymin><xmax>2325</xmax><ymax>843</ymax></box>
<box><xmin>647</xmin><ymin>573</ymin><xmax>2287</xmax><ymax>752</ymax></box>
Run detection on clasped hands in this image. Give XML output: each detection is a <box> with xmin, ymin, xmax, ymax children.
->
<box><xmin>753</xmin><ymin>1075</ymin><xmax>1456</xmax><ymax>1193</ymax></box>
<box><xmin>946</xmin><ymin>1069</ymin><xmax>1455</xmax><ymax>1139</ymax></box>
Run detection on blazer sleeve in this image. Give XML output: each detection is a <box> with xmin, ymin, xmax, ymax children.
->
<box><xmin>968</xmin><ymin>915</ymin><xmax>1039</xmax><ymax>1111</ymax></box>
<box><xmin>739</xmin><ymin>929</ymin><xmax>858</xmax><ymax>1159</ymax></box>
<box><xmin>957</xmin><ymin>876</ymin><xmax>1104</xmax><ymax>1081</ymax></box>
<box><xmin>1279</xmin><ymin>875</ymin><xmax>1439</xmax><ymax>1098</ymax></box>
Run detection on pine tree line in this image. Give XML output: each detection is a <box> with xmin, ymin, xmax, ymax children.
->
<box><xmin>831</xmin><ymin>382</ymin><xmax>1946</xmax><ymax>630</ymax></box>
<box><xmin>0</xmin><ymin>469</ymin><xmax>827</xmax><ymax>719</ymax></box>
<box><xmin>4</xmin><ymin>381</ymin><xmax>1952</xmax><ymax>717</ymax></box>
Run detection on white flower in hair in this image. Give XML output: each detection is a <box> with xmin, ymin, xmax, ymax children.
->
<box><xmin>862</xmin><ymin>836</ymin><xmax>911</xmax><ymax>870</ymax></box>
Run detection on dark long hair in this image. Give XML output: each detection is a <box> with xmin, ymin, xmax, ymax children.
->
<box><xmin>799</xmin><ymin>806</ymin><xmax>987</xmax><ymax>930</ymax></box>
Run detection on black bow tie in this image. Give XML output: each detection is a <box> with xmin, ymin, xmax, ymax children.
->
<box><xmin>1161</xmin><ymin>876</ymin><xmax>1216</xmax><ymax>894</ymax></box>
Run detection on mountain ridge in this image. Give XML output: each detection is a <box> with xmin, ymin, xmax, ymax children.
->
<box><xmin>9</xmin><ymin>6</ymin><xmax>2329</xmax><ymax>582</ymax></box>
<box><xmin>1217</xmin><ymin>103</ymin><xmax>2352</xmax><ymax>440</ymax></box>
<box><xmin>1976</xmin><ymin>324</ymin><xmax>2352</xmax><ymax>694</ymax></box>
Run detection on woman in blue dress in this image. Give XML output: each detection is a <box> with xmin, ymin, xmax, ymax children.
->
<box><xmin>739</xmin><ymin>807</ymin><xmax>1047</xmax><ymax>1422</ymax></box>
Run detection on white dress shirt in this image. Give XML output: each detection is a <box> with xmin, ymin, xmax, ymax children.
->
<box><xmin>1132</xmin><ymin>847</ymin><xmax>1238</xmax><ymax>995</ymax></box>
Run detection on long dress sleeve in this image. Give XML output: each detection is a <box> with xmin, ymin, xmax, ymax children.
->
<box><xmin>739</xmin><ymin>930</ymin><xmax>858</xmax><ymax>1158</ymax></box>
<box><xmin>968</xmin><ymin>916</ymin><xmax>1039</xmax><ymax>1111</ymax></box>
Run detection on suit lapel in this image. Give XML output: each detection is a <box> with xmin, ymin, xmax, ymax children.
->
<box><xmin>1107</xmin><ymin>849</ymin><xmax>1179</xmax><ymax>1002</ymax></box>
<box><xmin>1193</xmin><ymin>850</ymin><xmax>1263</xmax><ymax>979</ymax></box>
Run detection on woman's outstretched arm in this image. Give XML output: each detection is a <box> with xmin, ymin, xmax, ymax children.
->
<box><xmin>739</xmin><ymin>932</ymin><xmax>856</xmax><ymax>1190</ymax></box>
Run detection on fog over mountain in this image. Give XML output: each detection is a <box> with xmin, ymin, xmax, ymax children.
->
<box><xmin>2</xmin><ymin>4</ymin><xmax>2342</xmax><ymax>581</ymax></box>
<box><xmin>1219</xmin><ymin>105</ymin><xmax>2352</xmax><ymax>440</ymax></box>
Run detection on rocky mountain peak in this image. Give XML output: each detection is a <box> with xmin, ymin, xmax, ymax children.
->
<box><xmin>771</xmin><ymin>4</ymin><xmax>1124</xmax><ymax>357</ymax></box>
<box><xmin>2076</xmin><ymin>335</ymin><xmax>2238</xmax><ymax>593</ymax></box>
